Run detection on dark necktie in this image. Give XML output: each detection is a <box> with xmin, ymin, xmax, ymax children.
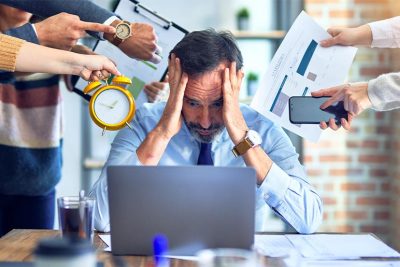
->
<box><xmin>197</xmin><ymin>142</ymin><xmax>213</xmax><ymax>165</ymax></box>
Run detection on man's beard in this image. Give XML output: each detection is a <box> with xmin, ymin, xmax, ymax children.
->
<box><xmin>186</xmin><ymin>121</ymin><xmax>224</xmax><ymax>143</ymax></box>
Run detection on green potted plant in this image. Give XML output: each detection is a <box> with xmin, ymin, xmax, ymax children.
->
<box><xmin>247</xmin><ymin>72</ymin><xmax>259</xmax><ymax>96</ymax></box>
<box><xmin>236</xmin><ymin>7</ymin><xmax>250</xmax><ymax>31</ymax></box>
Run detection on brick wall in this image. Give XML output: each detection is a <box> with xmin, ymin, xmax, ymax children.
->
<box><xmin>304</xmin><ymin>0</ymin><xmax>400</xmax><ymax>248</ymax></box>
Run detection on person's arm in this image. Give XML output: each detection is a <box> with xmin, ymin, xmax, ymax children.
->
<box><xmin>222</xmin><ymin>62</ymin><xmax>322</xmax><ymax>233</ymax></box>
<box><xmin>369</xmin><ymin>17</ymin><xmax>400</xmax><ymax>48</ymax></box>
<box><xmin>136</xmin><ymin>54</ymin><xmax>188</xmax><ymax>164</ymax></box>
<box><xmin>0</xmin><ymin>33</ymin><xmax>25</xmax><ymax>72</ymax></box>
<box><xmin>320</xmin><ymin>16</ymin><xmax>400</xmax><ymax>49</ymax></box>
<box><xmin>0</xmin><ymin>0</ymin><xmax>112</xmax><ymax>39</ymax></box>
<box><xmin>0</xmin><ymin>34</ymin><xmax>120</xmax><ymax>79</ymax></box>
<box><xmin>5</xmin><ymin>23</ymin><xmax>38</xmax><ymax>44</ymax></box>
<box><xmin>258</xmin><ymin>124</ymin><xmax>323</xmax><ymax>234</ymax></box>
<box><xmin>16</xmin><ymin>41</ymin><xmax>120</xmax><ymax>80</ymax></box>
<box><xmin>0</xmin><ymin>0</ymin><xmax>160</xmax><ymax>62</ymax></box>
<box><xmin>312</xmin><ymin>72</ymin><xmax>400</xmax><ymax>130</ymax></box>
<box><xmin>368</xmin><ymin>72</ymin><xmax>400</xmax><ymax>110</ymax></box>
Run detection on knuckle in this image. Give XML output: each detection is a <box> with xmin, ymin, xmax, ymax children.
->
<box><xmin>71</xmin><ymin>32</ymin><xmax>81</xmax><ymax>40</ymax></box>
<box><xmin>150</xmin><ymin>43</ymin><xmax>157</xmax><ymax>51</ymax></box>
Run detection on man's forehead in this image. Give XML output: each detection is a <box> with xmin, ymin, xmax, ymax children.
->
<box><xmin>187</xmin><ymin>63</ymin><xmax>228</xmax><ymax>85</ymax></box>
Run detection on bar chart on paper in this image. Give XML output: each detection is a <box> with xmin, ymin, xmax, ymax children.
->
<box><xmin>251</xmin><ymin>11</ymin><xmax>357</xmax><ymax>142</ymax></box>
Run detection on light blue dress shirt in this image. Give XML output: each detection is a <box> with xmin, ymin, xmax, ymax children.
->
<box><xmin>90</xmin><ymin>102</ymin><xmax>323</xmax><ymax>234</ymax></box>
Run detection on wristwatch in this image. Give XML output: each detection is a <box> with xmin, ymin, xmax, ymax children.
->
<box><xmin>110</xmin><ymin>20</ymin><xmax>132</xmax><ymax>46</ymax></box>
<box><xmin>232</xmin><ymin>130</ymin><xmax>262</xmax><ymax>157</ymax></box>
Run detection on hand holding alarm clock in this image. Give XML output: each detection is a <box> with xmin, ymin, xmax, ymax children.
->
<box><xmin>84</xmin><ymin>76</ymin><xmax>136</xmax><ymax>133</ymax></box>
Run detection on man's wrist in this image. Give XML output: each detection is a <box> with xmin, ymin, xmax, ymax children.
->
<box><xmin>231</xmin><ymin>129</ymin><xmax>248</xmax><ymax>145</ymax></box>
<box><xmin>357</xmin><ymin>24</ymin><xmax>372</xmax><ymax>46</ymax></box>
<box><xmin>34</xmin><ymin>21</ymin><xmax>49</xmax><ymax>47</ymax></box>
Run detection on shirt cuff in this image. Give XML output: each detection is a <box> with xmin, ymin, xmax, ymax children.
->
<box><xmin>99</xmin><ymin>16</ymin><xmax>119</xmax><ymax>40</ymax></box>
<box><xmin>367</xmin><ymin>78</ymin><xmax>381</xmax><ymax>109</ymax></box>
<box><xmin>258</xmin><ymin>163</ymin><xmax>291</xmax><ymax>207</ymax></box>
<box><xmin>30</xmin><ymin>23</ymin><xmax>38</xmax><ymax>36</ymax></box>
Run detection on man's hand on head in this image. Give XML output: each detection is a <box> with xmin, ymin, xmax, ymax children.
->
<box><xmin>222</xmin><ymin>61</ymin><xmax>248</xmax><ymax>144</ymax></box>
<box><xmin>136</xmin><ymin>54</ymin><xmax>186</xmax><ymax>165</ymax></box>
<box><xmin>35</xmin><ymin>12</ymin><xmax>116</xmax><ymax>51</ymax></box>
<box><xmin>155</xmin><ymin>54</ymin><xmax>187</xmax><ymax>140</ymax></box>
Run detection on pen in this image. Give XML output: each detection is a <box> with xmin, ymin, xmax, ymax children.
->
<box><xmin>153</xmin><ymin>234</ymin><xmax>169</xmax><ymax>267</ymax></box>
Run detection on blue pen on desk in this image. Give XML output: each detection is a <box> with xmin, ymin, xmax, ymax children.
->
<box><xmin>153</xmin><ymin>234</ymin><xmax>169</xmax><ymax>267</ymax></box>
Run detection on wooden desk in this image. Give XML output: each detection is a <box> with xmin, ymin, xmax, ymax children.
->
<box><xmin>0</xmin><ymin>229</ymin><xmax>285</xmax><ymax>267</ymax></box>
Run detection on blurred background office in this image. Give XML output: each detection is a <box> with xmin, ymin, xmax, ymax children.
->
<box><xmin>57</xmin><ymin>0</ymin><xmax>400</xmax><ymax>251</ymax></box>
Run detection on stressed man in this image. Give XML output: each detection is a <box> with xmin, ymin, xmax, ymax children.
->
<box><xmin>90</xmin><ymin>29</ymin><xmax>323</xmax><ymax>234</ymax></box>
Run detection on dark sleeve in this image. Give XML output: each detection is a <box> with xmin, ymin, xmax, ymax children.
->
<box><xmin>5</xmin><ymin>23</ymin><xmax>39</xmax><ymax>44</ymax></box>
<box><xmin>0</xmin><ymin>0</ymin><xmax>114</xmax><ymax>39</ymax></box>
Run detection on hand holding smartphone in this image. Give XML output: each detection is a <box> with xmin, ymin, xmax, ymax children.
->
<box><xmin>289</xmin><ymin>96</ymin><xmax>348</xmax><ymax>125</ymax></box>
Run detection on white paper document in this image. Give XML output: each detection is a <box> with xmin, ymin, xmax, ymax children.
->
<box><xmin>305</xmin><ymin>260</ymin><xmax>400</xmax><ymax>267</ymax></box>
<box><xmin>254</xmin><ymin>234</ymin><xmax>295</xmax><ymax>257</ymax></box>
<box><xmin>250</xmin><ymin>11</ymin><xmax>357</xmax><ymax>142</ymax></box>
<box><xmin>286</xmin><ymin>234</ymin><xmax>400</xmax><ymax>259</ymax></box>
<box><xmin>98</xmin><ymin>234</ymin><xmax>198</xmax><ymax>260</ymax></box>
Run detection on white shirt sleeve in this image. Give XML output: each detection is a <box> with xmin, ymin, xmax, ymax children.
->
<box><xmin>369</xmin><ymin>16</ymin><xmax>400</xmax><ymax>48</ymax></box>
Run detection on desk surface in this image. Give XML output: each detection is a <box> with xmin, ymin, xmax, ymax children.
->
<box><xmin>0</xmin><ymin>229</ymin><xmax>285</xmax><ymax>267</ymax></box>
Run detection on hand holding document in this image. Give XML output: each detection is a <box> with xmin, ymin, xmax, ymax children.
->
<box><xmin>250</xmin><ymin>11</ymin><xmax>357</xmax><ymax>142</ymax></box>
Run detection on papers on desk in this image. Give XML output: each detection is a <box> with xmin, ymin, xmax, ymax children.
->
<box><xmin>255</xmin><ymin>234</ymin><xmax>400</xmax><ymax>259</ymax></box>
<box><xmin>250</xmin><ymin>11</ymin><xmax>357</xmax><ymax>142</ymax></box>
<box><xmin>305</xmin><ymin>261</ymin><xmax>400</xmax><ymax>267</ymax></box>
<box><xmin>100</xmin><ymin>233</ymin><xmax>400</xmax><ymax>264</ymax></box>
<box><xmin>98</xmin><ymin>234</ymin><xmax>198</xmax><ymax>261</ymax></box>
<box><xmin>99</xmin><ymin>234</ymin><xmax>111</xmax><ymax>252</ymax></box>
<box><xmin>286</xmin><ymin>234</ymin><xmax>400</xmax><ymax>259</ymax></box>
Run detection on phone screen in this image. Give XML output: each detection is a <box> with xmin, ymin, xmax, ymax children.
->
<box><xmin>289</xmin><ymin>96</ymin><xmax>348</xmax><ymax>124</ymax></box>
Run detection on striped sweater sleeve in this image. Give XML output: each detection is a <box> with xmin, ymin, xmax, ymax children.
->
<box><xmin>0</xmin><ymin>34</ymin><xmax>25</xmax><ymax>72</ymax></box>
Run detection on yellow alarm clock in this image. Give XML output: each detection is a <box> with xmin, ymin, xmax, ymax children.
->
<box><xmin>84</xmin><ymin>76</ymin><xmax>135</xmax><ymax>132</ymax></box>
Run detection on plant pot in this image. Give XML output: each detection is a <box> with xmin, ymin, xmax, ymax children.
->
<box><xmin>247</xmin><ymin>81</ymin><xmax>258</xmax><ymax>96</ymax></box>
<box><xmin>237</xmin><ymin>17</ymin><xmax>249</xmax><ymax>31</ymax></box>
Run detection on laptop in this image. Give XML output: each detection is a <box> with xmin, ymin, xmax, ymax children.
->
<box><xmin>107</xmin><ymin>166</ymin><xmax>256</xmax><ymax>256</ymax></box>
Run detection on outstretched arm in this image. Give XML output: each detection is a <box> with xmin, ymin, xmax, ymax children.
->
<box><xmin>0</xmin><ymin>34</ymin><xmax>120</xmax><ymax>79</ymax></box>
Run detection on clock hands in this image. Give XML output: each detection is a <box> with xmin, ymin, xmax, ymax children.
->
<box><xmin>99</xmin><ymin>100</ymin><xmax>119</xmax><ymax>109</ymax></box>
<box><xmin>110</xmin><ymin>100</ymin><xmax>118</xmax><ymax>108</ymax></box>
<box><xmin>99</xmin><ymin>102</ymin><xmax>113</xmax><ymax>109</ymax></box>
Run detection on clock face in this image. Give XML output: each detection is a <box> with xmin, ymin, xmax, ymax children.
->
<box><xmin>116</xmin><ymin>23</ymin><xmax>131</xmax><ymax>39</ymax></box>
<box><xmin>93</xmin><ymin>89</ymin><xmax>131</xmax><ymax>125</ymax></box>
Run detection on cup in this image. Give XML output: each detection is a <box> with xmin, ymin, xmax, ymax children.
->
<box><xmin>57</xmin><ymin>196</ymin><xmax>95</xmax><ymax>242</ymax></box>
<box><xmin>196</xmin><ymin>248</ymin><xmax>256</xmax><ymax>267</ymax></box>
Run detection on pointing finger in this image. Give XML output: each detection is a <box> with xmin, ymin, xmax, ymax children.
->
<box><xmin>79</xmin><ymin>21</ymin><xmax>116</xmax><ymax>34</ymax></box>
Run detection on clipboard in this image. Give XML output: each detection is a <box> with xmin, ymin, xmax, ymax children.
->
<box><xmin>74</xmin><ymin>0</ymin><xmax>188</xmax><ymax>106</ymax></box>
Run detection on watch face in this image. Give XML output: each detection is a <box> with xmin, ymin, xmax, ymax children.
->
<box><xmin>247</xmin><ymin>130</ymin><xmax>262</xmax><ymax>146</ymax></box>
<box><xmin>116</xmin><ymin>23</ymin><xmax>131</xmax><ymax>39</ymax></box>
<box><xmin>93</xmin><ymin>88</ymin><xmax>131</xmax><ymax>125</ymax></box>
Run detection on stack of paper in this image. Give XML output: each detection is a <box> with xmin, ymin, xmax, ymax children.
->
<box><xmin>254</xmin><ymin>234</ymin><xmax>400</xmax><ymax>267</ymax></box>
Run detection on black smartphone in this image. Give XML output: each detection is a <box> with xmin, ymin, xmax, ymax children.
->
<box><xmin>289</xmin><ymin>96</ymin><xmax>348</xmax><ymax>124</ymax></box>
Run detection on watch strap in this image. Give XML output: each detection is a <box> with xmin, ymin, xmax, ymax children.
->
<box><xmin>232</xmin><ymin>137</ymin><xmax>254</xmax><ymax>157</ymax></box>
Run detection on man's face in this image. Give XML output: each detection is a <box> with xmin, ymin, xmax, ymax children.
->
<box><xmin>182</xmin><ymin>64</ymin><xmax>227</xmax><ymax>143</ymax></box>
